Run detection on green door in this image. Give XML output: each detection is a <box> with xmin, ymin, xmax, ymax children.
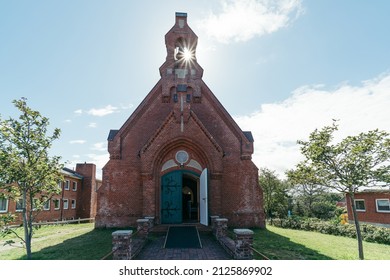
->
<box><xmin>161</xmin><ymin>171</ymin><xmax>182</xmax><ymax>224</ymax></box>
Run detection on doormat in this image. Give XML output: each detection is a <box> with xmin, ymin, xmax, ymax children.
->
<box><xmin>164</xmin><ymin>226</ymin><xmax>202</xmax><ymax>249</ymax></box>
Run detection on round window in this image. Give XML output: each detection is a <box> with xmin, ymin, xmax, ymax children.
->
<box><xmin>175</xmin><ymin>150</ymin><xmax>189</xmax><ymax>164</ymax></box>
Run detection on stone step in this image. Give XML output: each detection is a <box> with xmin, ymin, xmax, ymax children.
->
<box><xmin>150</xmin><ymin>223</ymin><xmax>212</xmax><ymax>234</ymax></box>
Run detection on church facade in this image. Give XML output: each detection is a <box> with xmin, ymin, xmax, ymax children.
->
<box><xmin>95</xmin><ymin>13</ymin><xmax>265</xmax><ymax>228</ymax></box>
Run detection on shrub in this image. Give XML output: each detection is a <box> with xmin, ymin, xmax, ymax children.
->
<box><xmin>268</xmin><ymin>218</ymin><xmax>390</xmax><ymax>245</ymax></box>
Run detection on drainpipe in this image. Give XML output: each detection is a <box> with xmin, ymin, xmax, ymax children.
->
<box><xmin>60</xmin><ymin>182</ymin><xmax>64</xmax><ymax>221</ymax></box>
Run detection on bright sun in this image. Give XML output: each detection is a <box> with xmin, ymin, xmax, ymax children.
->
<box><xmin>183</xmin><ymin>47</ymin><xmax>193</xmax><ymax>61</ymax></box>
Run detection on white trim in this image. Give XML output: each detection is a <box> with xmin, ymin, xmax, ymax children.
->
<box><xmin>72</xmin><ymin>181</ymin><xmax>77</xmax><ymax>191</ymax></box>
<box><xmin>71</xmin><ymin>199</ymin><xmax>76</xmax><ymax>209</ymax></box>
<box><xmin>53</xmin><ymin>199</ymin><xmax>60</xmax><ymax>210</ymax></box>
<box><xmin>15</xmin><ymin>198</ymin><xmax>23</xmax><ymax>212</ymax></box>
<box><xmin>61</xmin><ymin>170</ymin><xmax>83</xmax><ymax>180</ymax></box>
<box><xmin>354</xmin><ymin>199</ymin><xmax>366</xmax><ymax>212</ymax></box>
<box><xmin>63</xmin><ymin>199</ymin><xmax>69</xmax><ymax>210</ymax></box>
<box><xmin>0</xmin><ymin>198</ymin><xmax>8</xmax><ymax>213</ymax></box>
<box><xmin>64</xmin><ymin>180</ymin><xmax>70</xmax><ymax>190</ymax></box>
<box><xmin>43</xmin><ymin>200</ymin><xmax>50</xmax><ymax>211</ymax></box>
<box><xmin>376</xmin><ymin>198</ymin><xmax>390</xmax><ymax>213</ymax></box>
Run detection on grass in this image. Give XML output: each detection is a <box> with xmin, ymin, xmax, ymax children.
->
<box><xmin>1</xmin><ymin>223</ymin><xmax>389</xmax><ymax>260</ymax></box>
<box><xmin>253</xmin><ymin>225</ymin><xmax>390</xmax><ymax>260</ymax></box>
<box><xmin>0</xmin><ymin>223</ymin><xmax>118</xmax><ymax>260</ymax></box>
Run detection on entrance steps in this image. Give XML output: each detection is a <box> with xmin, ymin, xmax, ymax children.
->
<box><xmin>150</xmin><ymin>223</ymin><xmax>211</xmax><ymax>234</ymax></box>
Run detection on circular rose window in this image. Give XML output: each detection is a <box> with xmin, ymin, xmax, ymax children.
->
<box><xmin>175</xmin><ymin>150</ymin><xmax>189</xmax><ymax>165</ymax></box>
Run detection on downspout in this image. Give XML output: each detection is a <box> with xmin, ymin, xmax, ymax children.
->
<box><xmin>60</xmin><ymin>182</ymin><xmax>64</xmax><ymax>221</ymax></box>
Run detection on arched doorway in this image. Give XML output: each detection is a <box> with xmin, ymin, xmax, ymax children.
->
<box><xmin>161</xmin><ymin>169</ymin><xmax>208</xmax><ymax>225</ymax></box>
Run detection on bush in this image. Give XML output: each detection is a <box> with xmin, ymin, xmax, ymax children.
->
<box><xmin>268</xmin><ymin>218</ymin><xmax>390</xmax><ymax>245</ymax></box>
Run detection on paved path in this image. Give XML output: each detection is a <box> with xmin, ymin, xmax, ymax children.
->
<box><xmin>135</xmin><ymin>233</ymin><xmax>231</xmax><ymax>260</ymax></box>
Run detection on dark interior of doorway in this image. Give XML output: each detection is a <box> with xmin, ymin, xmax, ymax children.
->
<box><xmin>182</xmin><ymin>174</ymin><xmax>198</xmax><ymax>223</ymax></box>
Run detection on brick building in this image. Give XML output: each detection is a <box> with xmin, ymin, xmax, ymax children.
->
<box><xmin>346</xmin><ymin>190</ymin><xmax>390</xmax><ymax>228</ymax></box>
<box><xmin>96</xmin><ymin>13</ymin><xmax>265</xmax><ymax>228</ymax></box>
<box><xmin>0</xmin><ymin>163</ymin><xmax>100</xmax><ymax>224</ymax></box>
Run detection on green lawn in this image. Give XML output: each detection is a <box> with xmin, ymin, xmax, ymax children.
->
<box><xmin>1</xmin><ymin>223</ymin><xmax>389</xmax><ymax>260</ymax></box>
<box><xmin>0</xmin><ymin>223</ymin><xmax>117</xmax><ymax>260</ymax></box>
<box><xmin>253</xmin><ymin>225</ymin><xmax>390</xmax><ymax>260</ymax></box>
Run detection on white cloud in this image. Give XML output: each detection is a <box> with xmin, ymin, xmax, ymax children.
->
<box><xmin>74</xmin><ymin>109</ymin><xmax>83</xmax><ymax>115</ymax></box>
<box><xmin>87</xmin><ymin>105</ymin><xmax>119</xmax><ymax>117</ymax></box>
<box><xmin>91</xmin><ymin>142</ymin><xmax>106</xmax><ymax>152</ymax></box>
<box><xmin>69</xmin><ymin>140</ymin><xmax>86</xmax><ymax>144</ymax></box>
<box><xmin>234</xmin><ymin>73</ymin><xmax>390</xmax><ymax>178</ymax></box>
<box><xmin>86</xmin><ymin>153</ymin><xmax>110</xmax><ymax>179</ymax></box>
<box><xmin>88</xmin><ymin>122</ymin><xmax>97</xmax><ymax>128</ymax></box>
<box><xmin>64</xmin><ymin>119</ymin><xmax>72</xmax><ymax>123</ymax></box>
<box><xmin>120</xmin><ymin>103</ymin><xmax>134</xmax><ymax>110</ymax></box>
<box><xmin>64</xmin><ymin>153</ymin><xmax>108</xmax><ymax>180</ymax></box>
<box><xmin>198</xmin><ymin>0</ymin><xmax>303</xmax><ymax>43</ymax></box>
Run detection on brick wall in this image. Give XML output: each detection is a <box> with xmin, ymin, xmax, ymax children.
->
<box><xmin>2</xmin><ymin>177</ymin><xmax>81</xmax><ymax>224</ymax></box>
<box><xmin>1</xmin><ymin>164</ymin><xmax>98</xmax><ymax>224</ymax></box>
<box><xmin>95</xmin><ymin>13</ymin><xmax>265</xmax><ymax>229</ymax></box>
<box><xmin>346</xmin><ymin>192</ymin><xmax>390</xmax><ymax>226</ymax></box>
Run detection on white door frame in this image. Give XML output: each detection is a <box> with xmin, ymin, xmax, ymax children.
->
<box><xmin>199</xmin><ymin>168</ymin><xmax>208</xmax><ymax>226</ymax></box>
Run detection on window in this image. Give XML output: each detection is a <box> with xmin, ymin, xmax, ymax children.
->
<box><xmin>53</xmin><ymin>199</ymin><xmax>60</xmax><ymax>210</ymax></box>
<box><xmin>72</xmin><ymin>181</ymin><xmax>77</xmax><ymax>191</ymax></box>
<box><xmin>0</xmin><ymin>198</ymin><xmax>8</xmax><ymax>213</ymax></box>
<box><xmin>43</xmin><ymin>200</ymin><xmax>50</xmax><ymax>211</ymax></box>
<box><xmin>58</xmin><ymin>181</ymin><xmax>62</xmax><ymax>189</ymax></box>
<box><xmin>376</xmin><ymin>199</ymin><xmax>390</xmax><ymax>213</ymax></box>
<box><xmin>63</xmin><ymin>199</ymin><xmax>69</xmax><ymax>210</ymax></box>
<box><xmin>71</xmin><ymin>199</ymin><xmax>76</xmax><ymax>209</ymax></box>
<box><xmin>16</xmin><ymin>199</ymin><xmax>23</xmax><ymax>212</ymax></box>
<box><xmin>64</xmin><ymin>180</ymin><xmax>70</xmax><ymax>190</ymax></box>
<box><xmin>32</xmin><ymin>198</ymin><xmax>38</xmax><ymax>211</ymax></box>
<box><xmin>355</xmin><ymin>199</ymin><xmax>366</xmax><ymax>211</ymax></box>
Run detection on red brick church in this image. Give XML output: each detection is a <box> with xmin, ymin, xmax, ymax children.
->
<box><xmin>95</xmin><ymin>13</ymin><xmax>265</xmax><ymax>228</ymax></box>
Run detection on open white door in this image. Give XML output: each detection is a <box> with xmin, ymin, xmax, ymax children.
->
<box><xmin>199</xmin><ymin>168</ymin><xmax>208</xmax><ymax>226</ymax></box>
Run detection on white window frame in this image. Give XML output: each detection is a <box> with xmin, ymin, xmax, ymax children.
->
<box><xmin>376</xmin><ymin>199</ymin><xmax>390</xmax><ymax>213</ymax></box>
<box><xmin>53</xmin><ymin>199</ymin><xmax>60</xmax><ymax>210</ymax></box>
<box><xmin>32</xmin><ymin>198</ymin><xmax>38</xmax><ymax>211</ymax></box>
<box><xmin>63</xmin><ymin>199</ymin><xmax>69</xmax><ymax>210</ymax></box>
<box><xmin>355</xmin><ymin>199</ymin><xmax>366</xmax><ymax>212</ymax></box>
<box><xmin>64</xmin><ymin>180</ymin><xmax>70</xmax><ymax>190</ymax></box>
<box><xmin>0</xmin><ymin>198</ymin><xmax>8</xmax><ymax>213</ymax></box>
<box><xmin>16</xmin><ymin>198</ymin><xmax>24</xmax><ymax>212</ymax></box>
<box><xmin>43</xmin><ymin>199</ymin><xmax>50</xmax><ymax>211</ymax></box>
<box><xmin>71</xmin><ymin>199</ymin><xmax>76</xmax><ymax>209</ymax></box>
<box><xmin>72</xmin><ymin>181</ymin><xmax>77</xmax><ymax>191</ymax></box>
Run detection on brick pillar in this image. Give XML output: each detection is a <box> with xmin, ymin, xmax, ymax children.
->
<box><xmin>112</xmin><ymin>230</ymin><xmax>132</xmax><ymax>260</ymax></box>
<box><xmin>144</xmin><ymin>216</ymin><xmax>155</xmax><ymax>229</ymax></box>
<box><xmin>234</xmin><ymin>229</ymin><xmax>254</xmax><ymax>260</ymax></box>
<box><xmin>137</xmin><ymin>219</ymin><xmax>149</xmax><ymax>238</ymax></box>
<box><xmin>215</xmin><ymin>218</ymin><xmax>228</xmax><ymax>239</ymax></box>
<box><xmin>210</xmin><ymin>215</ymin><xmax>220</xmax><ymax>235</ymax></box>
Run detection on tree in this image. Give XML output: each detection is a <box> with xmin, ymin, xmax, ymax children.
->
<box><xmin>310</xmin><ymin>192</ymin><xmax>343</xmax><ymax>220</ymax></box>
<box><xmin>287</xmin><ymin>164</ymin><xmax>343</xmax><ymax>219</ymax></box>
<box><xmin>0</xmin><ymin>98</ymin><xmax>63</xmax><ymax>259</ymax></box>
<box><xmin>287</xmin><ymin>164</ymin><xmax>325</xmax><ymax>217</ymax></box>
<box><xmin>291</xmin><ymin>122</ymin><xmax>390</xmax><ymax>259</ymax></box>
<box><xmin>259</xmin><ymin>168</ymin><xmax>290</xmax><ymax>219</ymax></box>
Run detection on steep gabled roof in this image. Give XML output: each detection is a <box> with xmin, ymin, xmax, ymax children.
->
<box><xmin>107</xmin><ymin>129</ymin><xmax>119</xmax><ymax>141</ymax></box>
<box><xmin>243</xmin><ymin>131</ymin><xmax>254</xmax><ymax>142</ymax></box>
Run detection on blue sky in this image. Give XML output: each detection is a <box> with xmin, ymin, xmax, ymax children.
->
<box><xmin>1</xmin><ymin>0</ymin><xmax>390</xmax><ymax>178</ymax></box>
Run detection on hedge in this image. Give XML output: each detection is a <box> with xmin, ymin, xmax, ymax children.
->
<box><xmin>269</xmin><ymin>217</ymin><xmax>390</xmax><ymax>245</ymax></box>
